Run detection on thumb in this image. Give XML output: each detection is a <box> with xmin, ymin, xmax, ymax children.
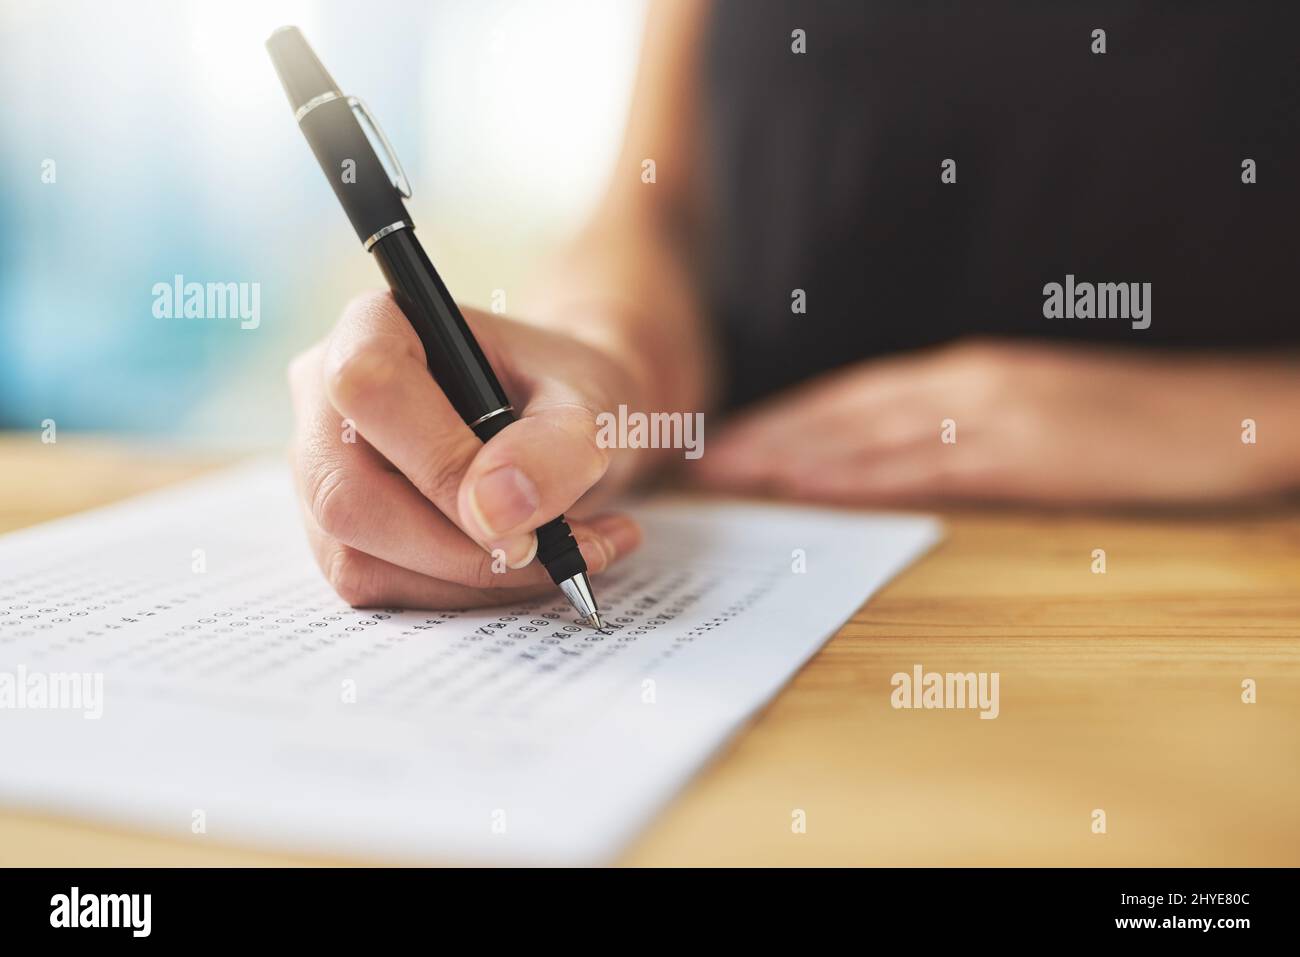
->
<box><xmin>457</xmin><ymin>397</ymin><xmax>610</xmax><ymax>544</ymax></box>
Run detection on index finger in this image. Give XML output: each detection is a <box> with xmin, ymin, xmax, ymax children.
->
<box><xmin>321</xmin><ymin>292</ymin><xmax>536</xmax><ymax>561</ymax></box>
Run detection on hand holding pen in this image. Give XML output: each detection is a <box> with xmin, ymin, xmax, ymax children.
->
<box><xmin>270</xmin><ymin>27</ymin><xmax>643</xmax><ymax>621</ymax></box>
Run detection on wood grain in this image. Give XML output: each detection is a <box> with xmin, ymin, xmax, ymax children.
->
<box><xmin>1</xmin><ymin>434</ymin><xmax>1296</xmax><ymax>866</ymax></box>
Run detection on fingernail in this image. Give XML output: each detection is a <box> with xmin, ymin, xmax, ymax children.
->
<box><xmin>587</xmin><ymin>515</ymin><xmax>642</xmax><ymax>561</ymax></box>
<box><xmin>469</xmin><ymin>466</ymin><xmax>539</xmax><ymax>538</ymax></box>
<box><xmin>575</xmin><ymin>534</ymin><xmax>611</xmax><ymax>573</ymax></box>
<box><xmin>490</xmin><ymin>532</ymin><xmax>537</xmax><ymax>570</ymax></box>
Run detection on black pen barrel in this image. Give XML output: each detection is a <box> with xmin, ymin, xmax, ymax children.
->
<box><xmin>371</xmin><ymin>228</ymin><xmax>510</xmax><ymax>423</ymax></box>
<box><xmin>371</xmin><ymin>229</ymin><xmax>586</xmax><ymax>586</ymax></box>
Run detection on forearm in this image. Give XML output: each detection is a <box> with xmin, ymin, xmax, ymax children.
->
<box><xmin>523</xmin><ymin>196</ymin><xmax>716</xmax><ymax>419</ymax></box>
<box><xmin>521</xmin><ymin>0</ymin><xmax>714</xmax><ymax>424</ymax></box>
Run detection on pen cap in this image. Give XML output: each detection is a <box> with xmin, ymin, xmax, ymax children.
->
<box><xmin>266</xmin><ymin>25</ymin><xmax>340</xmax><ymax>113</ymax></box>
<box><xmin>267</xmin><ymin>26</ymin><xmax>412</xmax><ymax>247</ymax></box>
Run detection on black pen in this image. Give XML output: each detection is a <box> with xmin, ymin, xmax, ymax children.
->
<box><xmin>266</xmin><ymin>26</ymin><xmax>602</xmax><ymax>628</ymax></box>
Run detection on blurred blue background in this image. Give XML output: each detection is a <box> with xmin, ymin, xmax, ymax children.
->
<box><xmin>0</xmin><ymin>0</ymin><xmax>644</xmax><ymax>444</ymax></box>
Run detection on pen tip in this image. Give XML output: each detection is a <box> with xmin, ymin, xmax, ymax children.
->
<box><xmin>558</xmin><ymin>572</ymin><xmax>601</xmax><ymax>630</ymax></box>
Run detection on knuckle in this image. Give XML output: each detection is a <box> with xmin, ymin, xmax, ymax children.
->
<box><xmin>952</xmin><ymin>343</ymin><xmax>1014</xmax><ymax>400</ymax></box>
<box><xmin>325</xmin><ymin>544</ymin><xmax>380</xmax><ymax>607</ymax></box>
<box><xmin>286</xmin><ymin>347</ymin><xmax>316</xmax><ymax>388</ymax></box>
<box><xmin>306</xmin><ymin>462</ymin><xmax>362</xmax><ymax>542</ymax></box>
<box><xmin>551</xmin><ymin>403</ymin><xmax>610</xmax><ymax>484</ymax></box>
<box><xmin>325</xmin><ymin>338</ymin><xmax>401</xmax><ymax>406</ymax></box>
<box><xmin>343</xmin><ymin>292</ymin><xmax>424</xmax><ymax>355</ymax></box>
<box><xmin>463</xmin><ymin>550</ymin><xmax>506</xmax><ymax>589</ymax></box>
<box><xmin>344</xmin><ymin>289</ymin><xmax>397</xmax><ymax>319</ymax></box>
<box><xmin>578</xmin><ymin>411</ymin><xmax>611</xmax><ymax>479</ymax></box>
<box><xmin>412</xmin><ymin>442</ymin><xmax>476</xmax><ymax>508</ymax></box>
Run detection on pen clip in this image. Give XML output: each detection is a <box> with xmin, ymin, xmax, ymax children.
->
<box><xmin>347</xmin><ymin>95</ymin><xmax>412</xmax><ymax>199</ymax></box>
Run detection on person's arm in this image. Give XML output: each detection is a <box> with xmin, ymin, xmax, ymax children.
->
<box><xmin>524</xmin><ymin>0</ymin><xmax>716</xmax><ymax>437</ymax></box>
<box><xmin>696</xmin><ymin>339</ymin><xmax>1300</xmax><ymax>506</ymax></box>
<box><xmin>286</xmin><ymin>2</ymin><xmax>714</xmax><ymax>609</ymax></box>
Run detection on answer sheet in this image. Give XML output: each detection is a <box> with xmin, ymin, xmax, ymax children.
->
<box><xmin>0</xmin><ymin>463</ymin><xmax>940</xmax><ymax>864</ymax></box>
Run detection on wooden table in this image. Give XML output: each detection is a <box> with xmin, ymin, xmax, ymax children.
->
<box><xmin>1</xmin><ymin>433</ymin><xmax>1297</xmax><ymax>866</ymax></box>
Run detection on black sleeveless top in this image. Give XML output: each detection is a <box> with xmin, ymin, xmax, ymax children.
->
<box><xmin>701</xmin><ymin>2</ymin><xmax>1299</xmax><ymax>409</ymax></box>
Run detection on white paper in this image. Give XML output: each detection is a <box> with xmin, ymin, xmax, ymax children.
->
<box><xmin>0</xmin><ymin>462</ymin><xmax>940</xmax><ymax>864</ymax></box>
